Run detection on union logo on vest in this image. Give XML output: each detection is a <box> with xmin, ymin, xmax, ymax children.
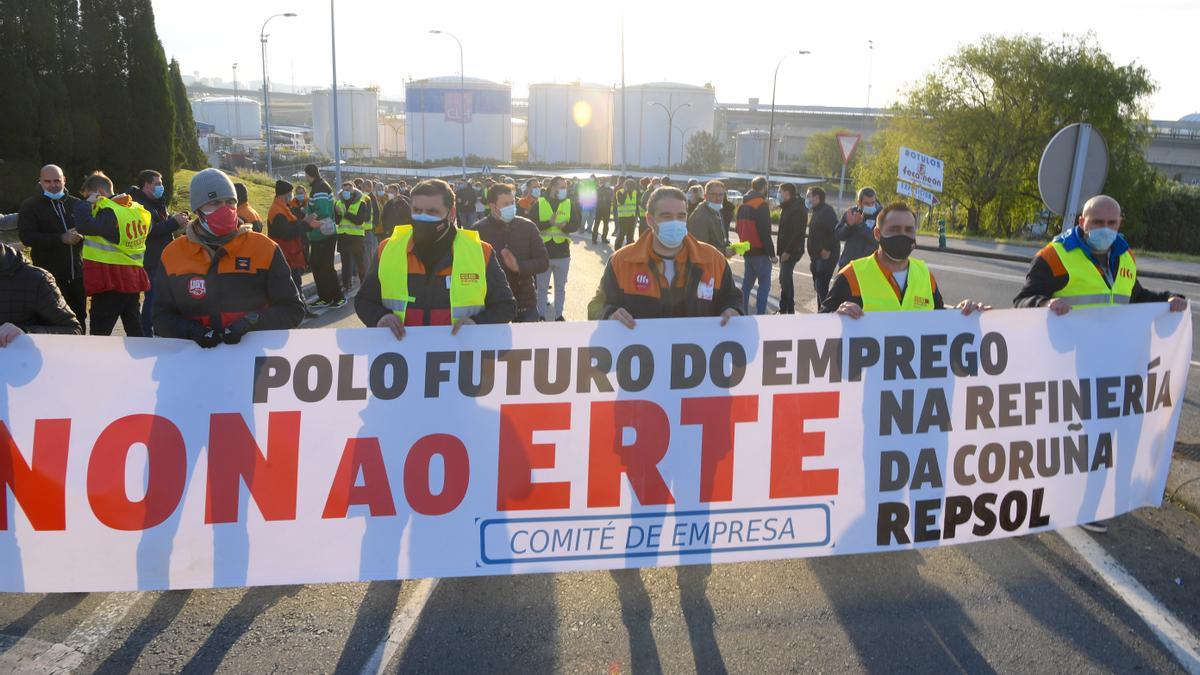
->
<box><xmin>189</xmin><ymin>278</ymin><xmax>206</xmax><ymax>298</ymax></box>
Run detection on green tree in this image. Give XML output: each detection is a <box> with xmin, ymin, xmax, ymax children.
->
<box><xmin>799</xmin><ymin>128</ymin><xmax>861</xmax><ymax>178</ymax></box>
<box><xmin>854</xmin><ymin>34</ymin><xmax>1155</xmax><ymax>237</ymax></box>
<box><xmin>81</xmin><ymin>0</ymin><xmax>133</xmax><ymax>184</ymax></box>
<box><xmin>683</xmin><ymin>131</ymin><xmax>723</xmax><ymax>173</ymax></box>
<box><xmin>0</xmin><ymin>1</ymin><xmax>43</xmax><ymax>210</ymax></box>
<box><xmin>170</xmin><ymin>59</ymin><xmax>207</xmax><ymax>170</ymax></box>
<box><xmin>122</xmin><ymin>0</ymin><xmax>175</xmax><ymax>192</ymax></box>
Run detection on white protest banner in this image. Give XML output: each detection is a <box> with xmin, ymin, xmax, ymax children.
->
<box><xmin>0</xmin><ymin>306</ymin><xmax>1189</xmax><ymax>592</ymax></box>
<box><xmin>896</xmin><ymin>180</ymin><xmax>937</xmax><ymax>206</ymax></box>
<box><xmin>899</xmin><ymin>146</ymin><xmax>945</xmax><ymax>193</ymax></box>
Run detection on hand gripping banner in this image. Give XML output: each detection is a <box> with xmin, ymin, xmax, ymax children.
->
<box><xmin>0</xmin><ymin>305</ymin><xmax>1190</xmax><ymax>592</ymax></box>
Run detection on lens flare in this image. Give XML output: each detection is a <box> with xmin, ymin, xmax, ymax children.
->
<box><xmin>572</xmin><ymin>100</ymin><xmax>593</xmax><ymax>128</ymax></box>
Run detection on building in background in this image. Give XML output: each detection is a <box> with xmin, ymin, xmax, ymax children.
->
<box><xmin>404</xmin><ymin>76</ymin><xmax>512</xmax><ymax>163</ymax></box>
<box><xmin>611</xmin><ymin>82</ymin><xmax>716</xmax><ymax>170</ymax></box>
<box><xmin>312</xmin><ymin>87</ymin><xmax>380</xmax><ymax>160</ymax></box>
<box><xmin>190</xmin><ymin>96</ymin><xmax>262</xmax><ymax>141</ymax></box>
<box><xmin>528</xmin><ymin>83</ymin><xmax>613</xmax><ymax>165</ymax></box>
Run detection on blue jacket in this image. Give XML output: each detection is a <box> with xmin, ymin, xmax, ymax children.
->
<box><xmin>1053</xmin><ymin>226</ymin><xmax>1130</xmax><ymax>280</ymax></box>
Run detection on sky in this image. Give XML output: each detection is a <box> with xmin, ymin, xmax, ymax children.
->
<box><xmin>152</xmin><ymin>0</ymin><xmax>1198</xmax><ymax>121</ymax></box>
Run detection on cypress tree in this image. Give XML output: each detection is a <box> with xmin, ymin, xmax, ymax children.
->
<box><xmin>169</xmin><ymin>59</ymin><xmax>208</xmax><ymax>170</ymax></box>
<box><xmin>23</xmin><ymin>0</ymin><xmax>74</xmax><ymax>177</ymax></box>
<box><xmin>81</xmin><ymin>0</ymin><xmax>133</xmax><ymax>185</ymax></box>
<box><xmin>0</xmin><ymin>1</ymin><xmax>43</xmax><ymax>209</ymax></box>
<box><xmin>54</xmin><ymin>0</ymin><xmax>99</xmax><ymax>182</ymax></box>
<box><xmin>122</xmin><ymin>0</ymin><xmax>174</xmax><ymax>192</ymax></box>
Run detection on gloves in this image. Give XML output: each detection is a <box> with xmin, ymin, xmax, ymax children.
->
<box><xmin>190</xmin><ymin>324</ymin><xmax>222</xmax><ymax>349</ymax></box>
<box><xmin>222</xmin><ymin>318</ymin><xmax>254</xmax><ymax>345</ymax></box>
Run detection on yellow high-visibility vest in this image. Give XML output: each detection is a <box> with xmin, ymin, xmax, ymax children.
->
<box><xmin>616</xmin><ymin>190</ymin><xmax>640</xmax><ymax>218</ymax></box>
<box><xmin>336</xmin><ymin>195</ymin><xmax>366</xmax><ymax>236</ymax></box>
<box><xmin>851</xmin><ymin>255</ymin><xmax>935</xmax><ymax>312</ymax></box>
<box><xmin>378</xmin><ymin>225</ymin><xmax>487</xmax><ymax>323</ymax></box>
<box><xmin>81</xmin><ymin>197</ymin><xmax>150</xmax><ymax>267</ymax></box>
<box><xmin>1050</xmin><ymin>242</ymin><xmax>1136</xmax><ymax>308</ymax></box>
<box><xmin>537</xmin><ymin>197</ymin><xmax>571</xmax><ymax>244</ymax></box>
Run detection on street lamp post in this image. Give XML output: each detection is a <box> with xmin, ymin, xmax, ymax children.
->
<box><xmin>674</xmin><ymin>125</ymin><xmax>697</xmax><ymax>167</ymax></box>
<box><xmin>430</xmin><ymin>30</ymin><xmax>466</xmax><ymax>180</ymax></box>
<box><xmin>766</xmin><ymin>49</ymin><xmax>810</xmax><ymax>186</ymax></box>
<box><xmin>261</xmin><ymin>12</ymin><xmax>297</xmax><ymax>179</ymax></box>
<box><xmin>330</xmin><ymin>0</ymin><xmax>341</xmax><ymax>187</ymax></box>
<box><xmin>648</xmin><ymin>101</ymin><xmax>690</xmax><ymax>176</ymax></box>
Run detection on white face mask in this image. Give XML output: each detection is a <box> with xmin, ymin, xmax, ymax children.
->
<box><xmin>654</xmin><ymin>220</ymin><xmax>688</xmax><ymax>248</ymax></box>
<box><xmin>498</xmin><ymin>204</ymin><xmax>517</xmax><ymax>222</ymax></box>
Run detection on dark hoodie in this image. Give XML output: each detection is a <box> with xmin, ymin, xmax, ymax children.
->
<box><xmin>0</xmin><ymin>243</ymin><xmax>81</xmax><ymax>334</ymax></box>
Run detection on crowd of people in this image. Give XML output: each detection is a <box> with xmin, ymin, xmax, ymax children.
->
<box><xmin>2</xmin><ymin>165</ymin><xmax>1186</xmax><ymax>364</ymax></box>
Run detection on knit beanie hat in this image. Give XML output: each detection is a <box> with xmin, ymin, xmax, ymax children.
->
<box><xmin>189</xmin><ymin>169</ymin><xmax>236</xmax><ymax>211</ymax></box>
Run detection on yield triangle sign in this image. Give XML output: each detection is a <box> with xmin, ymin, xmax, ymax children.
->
<box><xmin>836</xmin><ymin>134</ymin><xmax>861</xmax><ymax>164</ymax></box>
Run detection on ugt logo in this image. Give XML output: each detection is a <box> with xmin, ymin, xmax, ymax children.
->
<box><xmin>188</xmin><ymin>278</ymin><xmax>206</xmax><ymax>298</ymax></box>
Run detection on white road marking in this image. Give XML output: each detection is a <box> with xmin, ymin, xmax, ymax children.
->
<box><xmin>359</xmin><ymin>578</ymin><xmax>440</xmax><ymax>675</ymax></box>
<box><xmin>1059</xmin><ymin>527</ymin><xmax>1200</xmax><ymax>673</ymax></box>
<box><xmin>0</xmin><ymin>592</ymin><xmax>144</xmax><ymax>674</ymax></box>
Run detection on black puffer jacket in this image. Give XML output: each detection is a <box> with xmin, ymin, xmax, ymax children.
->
<box><xmin>0</xmin><ymin>244</ymin><xmax>81</xmax><ymax>334</ymax></box>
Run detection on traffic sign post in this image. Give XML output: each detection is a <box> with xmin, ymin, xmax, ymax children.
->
<box><xmin>836</xmin><ymin>133</ymin><xmax>861</xmax><ymax>207</ymax></box>
<box><xmin>1037</xmin><ymin>122</ymin><xmax>1108</xmax><ymax>234</ymax></box>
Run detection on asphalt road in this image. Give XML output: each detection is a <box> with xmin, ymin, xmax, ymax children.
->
<box><xmin>2</xmin><ymin>232</ymin><xmax>1198</xmax><ymax>674</ymax></box>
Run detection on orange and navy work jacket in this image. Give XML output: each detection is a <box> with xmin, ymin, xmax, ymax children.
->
<box><xmin>597</xmin><ymin>232</ymin><xmax>742</xmax><ymax>320</ymax></box>
<box><xmin>151</xmin><ymin>227</ymin><xmax>305</xmax><ymax>336</ymax></box>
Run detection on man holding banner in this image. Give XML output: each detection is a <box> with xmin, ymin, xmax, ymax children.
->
<box><xmin>1013</xmin><ymin>194</ymin><xmax>1187</xmax><ymax>315</ymax></box>
<box><xmin>820</xmin><ymin>202</ymin><xmax>989</xmax><ymax>317</ymax></box>
<box><xmin>598</xmin><ymin>186</ymin><xmax>742</xmax><ymax>327</ymax></box>
<box><xmin>355</xmin><ymin>179</ymin><xmax>516</xmax><ymax>340</ymax></box>
<box><xmin>1013</xmin><ymin>194</ymin><xmax>1187</xmax><ymax>534</ymax></box>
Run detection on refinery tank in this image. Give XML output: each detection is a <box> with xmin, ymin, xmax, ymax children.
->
<box><xmin>611</xmin><ymin>82</ymin><xmax>715</xmax><ymax>170</ymax></box>
<box><xmin>190</xmin><ymin>96</ymin><xmax>261</xmax><ymax>141</ymax></box>
<box><xmin>405</xmin><ymin>76</ymin><xmax>512</xmax><ymax>163</ymax></box>
<box><xmin>734</xmin><ymin>129</ymin><xmax>770</xmax><ymax>172</ymax></box>
<box><xmin>528</xmin><ymin>83</ymin><xmax>613</xmax><ymax>165</ymax></box>
<box><xmin>312</xmin><ymin>87</ymin><xmax>380</xmax><ymax>159</ymax></box>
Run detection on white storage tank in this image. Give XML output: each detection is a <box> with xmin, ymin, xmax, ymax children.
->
<box><xmin>734</xmin><ymin>129</ymin><xmax>770</xmax><ymax>172</ymax></box>
<box><xmin>405</xmin><ymin>76</ymin><xmax>512</xmax><ymax>163</ymax></box>
<box><xmin>190</xmin><ymin>96</ymin><xmax>261</xmax><ymax>141</ymax></box>
<box><xmin>528</xmin><ymin>83</ymin><xmax>613</xmax><ymax>165</ymax></box>
<box><xmin>312</xmin><ymin>87</ymin><xmax>380</xmax><ymax>160</ymax></box>
<box><xmin>611</xmin><ymin>82</ymin><xmax>715</xmax><ymax>170</ymax></box>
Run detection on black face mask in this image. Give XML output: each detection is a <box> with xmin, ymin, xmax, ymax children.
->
<box><xmin>412</xmin><ymin>218</ymin><xmax>447</xmax><ymax>246</ymax></box>
<box><xmin>879</xmin><ymin>234</ymin><xmax>916</xmax><ymax>261</ymax></box>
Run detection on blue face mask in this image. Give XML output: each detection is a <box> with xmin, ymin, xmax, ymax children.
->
<box><xmin>44</xmin><ymin>189</ymin><xmax>65</xmax><ymax>200</ymax></box>
<box><xmin>654</xmin><ymin>220</ymin><xmax>688</xmax><ymax>248</ymax></box>
<box><xmin>412</xmin><ymin>212</ymin><xmax>444</xmax><ymax>223</ymax></box>
<box><xmin>498</xmin><ymin>204</ymin><xmax>517</xmax><ymax>222</ymax></box>
<box><xmin>1086</xmin><ymin>227</ymin><xmax>1119</xmax><ymax>252</ymax></box>
<box><xmin>341</xmin><ymin>190</ymin><xmax>353</xmax><ymax>200</ymax></box>
<box><xmin>556</xmin><ymin>189</ymin><xmax>568</xmax><ymax>200</ymax></box>
<box><xmin>153</xmin><ymin>184</ymin><xmax>165</xmax><ymax>199</ymax></box>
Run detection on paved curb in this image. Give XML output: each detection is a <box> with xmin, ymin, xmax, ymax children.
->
<box><xmin>1166</xmin><ymin>454</ymin><xmax>1200</xmax><ymax>516</ymax></box>
<box><xmin>916</xmin><ymin>242</ymin><xmax>1200</xmax><ymax>285</ymax></box>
